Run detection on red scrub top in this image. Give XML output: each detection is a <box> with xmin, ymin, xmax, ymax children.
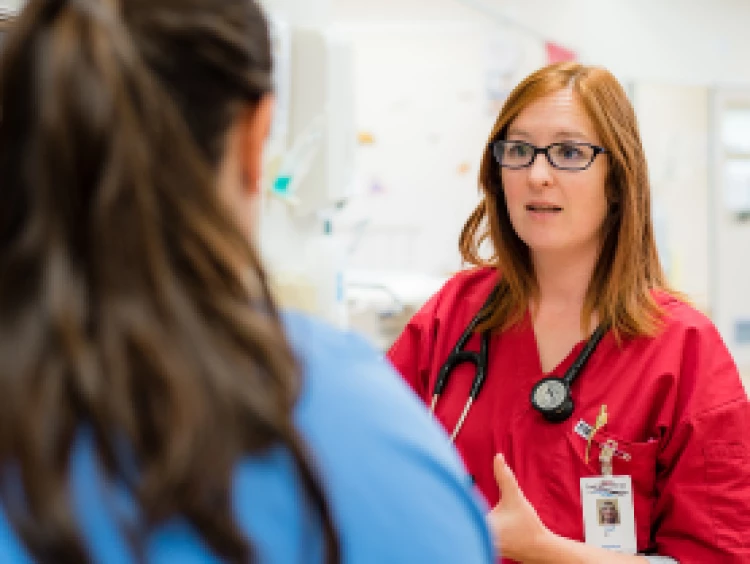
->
<box><xmin>387</xmin><ymin>267</ymin><xmax>750</xmax><ymax>563</ymax></box>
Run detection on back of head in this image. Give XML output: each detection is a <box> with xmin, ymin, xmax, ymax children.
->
<box><xmin>0</xmin><ymin>0</ymin><xmax>337</xmax><ymax>561</ymax></box>
<box><xmin>461</xmin><ymin>62</ymin><xmax>669</xmax><ymax>339</ymax></box>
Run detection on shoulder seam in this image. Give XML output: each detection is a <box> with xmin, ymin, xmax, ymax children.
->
<box><xmin>692</xmin><ymin>396</ymin><xmax>749</xmax><ymax>421</ymax></box>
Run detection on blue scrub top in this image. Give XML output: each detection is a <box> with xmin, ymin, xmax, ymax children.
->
<box><xmin>0</xmin><ymin>312</ymin><xmax>495</xmax><ymax>563</ymax></box>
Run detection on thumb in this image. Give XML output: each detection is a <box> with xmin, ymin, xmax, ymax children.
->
<box><xmin>494</xmin><ymin>453</ymin><xmax>520</xmax><ymax>501</ymax></box>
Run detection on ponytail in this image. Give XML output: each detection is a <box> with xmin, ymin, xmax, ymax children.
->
<box><xmin>0</xmin><ymin>1</ymin><xmax>339</xmax><ymax>562</ymax></box>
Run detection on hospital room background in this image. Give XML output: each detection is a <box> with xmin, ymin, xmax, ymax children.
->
<box><xmin>3</xmin><ymin>0</ymin><xmax>749</xmax><ymax>389</ymax></box>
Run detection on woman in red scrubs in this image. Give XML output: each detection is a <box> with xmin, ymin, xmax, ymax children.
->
<box><xmin>388</xmin><ymin>62</ymin><xmax>750</xmax><ymax>563</ymax></box>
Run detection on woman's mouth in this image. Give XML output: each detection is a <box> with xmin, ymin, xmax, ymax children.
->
<box><xmin>526</xmin><ymin>203</ymin><xmax>563</xmax><ymax>213</ymax></box>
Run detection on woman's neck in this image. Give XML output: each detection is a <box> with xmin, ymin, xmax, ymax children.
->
<box><xmin>531</xmin><ymin>245</ymin><xmax>599</xmax><ymax>314</ymax></box>
<box><xmin>529</xmin><ymin>246</ymin><xmax>601</xmax><ymax>370</ymax></box>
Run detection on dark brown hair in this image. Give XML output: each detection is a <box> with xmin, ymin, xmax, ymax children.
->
<box><xmin>0</xmin><ymin>0</ymin><xmax>338</xmax><ymax>562</ymax></box>
<box><xmin>460</xmin><ymin>62</ymin><xmax>676</xmax><ymax>340</ymax></box>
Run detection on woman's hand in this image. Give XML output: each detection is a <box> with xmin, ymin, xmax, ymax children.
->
<box><xmin>488</xmin><ymin>454</ymin><xmax>652</xmax><ymax>564</ymax></box>
<box><xmin>486</xmin><ymin>453</ymin><xmax>553</xmax><ymax>562</ymax></box>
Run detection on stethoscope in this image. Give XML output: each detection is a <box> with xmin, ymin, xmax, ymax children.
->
<box><xmin>430</xmin><ymin>285</ymin><xmax>608</xmax><ymax>442</ymax></box>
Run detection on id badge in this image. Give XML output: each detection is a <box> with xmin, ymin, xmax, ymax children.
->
<box><xmin>580</xmin><ymin>476</ymin><xmax>637</xmax><ymax>554</ymax></box>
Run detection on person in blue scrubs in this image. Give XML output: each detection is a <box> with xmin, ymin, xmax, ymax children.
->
<box><xmin>0</xmin><ymin>1</ymin><xmax>494</xmax><ymax>563</ymax></box>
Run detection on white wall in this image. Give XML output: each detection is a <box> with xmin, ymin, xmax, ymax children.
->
<box><xmin>712</xmin><ymin>91</ymin><xmax>750</xmax><ymax>380</ymax></box>
<box><xmin>337</xmin><ymin>24</ymin><xmax>505</xmax><ymax>275</ymax></box>
<box><xmin>634</xmin><ymin>84</ymin><xmax>710</xmax><ymax>313</ymax></box>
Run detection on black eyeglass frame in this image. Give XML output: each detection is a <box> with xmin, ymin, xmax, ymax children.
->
<box><xmin>491</xmin><ymin>140</ymin><xmax>608</xmax><ymax>171</ymax></box>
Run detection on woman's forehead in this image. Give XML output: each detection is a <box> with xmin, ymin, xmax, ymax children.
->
<box><xmin>507</xmin><ymin>89</ymin><xmax>600</xmax><ymax>144</ymax></box>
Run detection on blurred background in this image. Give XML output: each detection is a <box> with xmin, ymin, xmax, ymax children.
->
<box><xmin>3</xmin><ymin>0</ymin><xmax>749</xmax><ymax>388</ymax></box>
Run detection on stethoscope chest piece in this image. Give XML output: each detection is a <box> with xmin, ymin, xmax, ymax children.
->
<box><xmin>529</xmin><ymin>324</ymin><xmax>608</xmax><ymax>423</ymax></box>
<box><xmin>530</xmin><ymin>377</ymin><xmax>575</xmax><ymax>423</ymax></box>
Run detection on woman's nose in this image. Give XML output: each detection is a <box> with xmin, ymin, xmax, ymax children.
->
<box><xmin>527</xmin><ymin>151</ymin><xmax>554</xmax><ymax>189</ymax></box>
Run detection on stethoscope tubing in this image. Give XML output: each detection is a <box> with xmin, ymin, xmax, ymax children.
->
<box><xmin>430</xmin><ymin>287</ymin><xmax>498</xmax><ymax>441</ymax></box>
<box><xmin>430</xmin><ymin>283</ymin><xmax>606</xmax><ymax>442</ymax></box>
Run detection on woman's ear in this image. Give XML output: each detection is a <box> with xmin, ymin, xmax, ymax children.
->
<box><xmin>239</xmin><ymin>94</ymin><xmax>275</xmax><ymax>195</ymax></box>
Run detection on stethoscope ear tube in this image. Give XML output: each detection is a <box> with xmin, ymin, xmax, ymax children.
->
<box><xmin>434</xmin><ymin>349</ymin><xmax>480</xmax><ymax>397</ymax></box>
<box><xmin>469</xmin><ymin>332</ymin><xmax>490</xmax><ymax>400</ymax></box>
<box><xmin>561</xmin><ymin>324</ymin><xmax>608</xmax><ymax>386</ymax></box>
<box><xmin>431</xmin><ymin>287</ymin><xmax>498</xmax><ymax>399</ymax></box>
<box><xmin>433</xmin><ymin>362</ymin><xmax>452</xmax><ymax>398</ymax></box>
<box><xmin>429</xmin><ymin>285</ymin><xmax>500</xmax><ymax>440</ymax></box>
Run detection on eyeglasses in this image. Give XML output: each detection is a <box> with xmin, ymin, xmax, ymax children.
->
<box><xmin>492</xmin><ymin>140</ymin><xmax>607</xmax><ymax>171</ymax></box>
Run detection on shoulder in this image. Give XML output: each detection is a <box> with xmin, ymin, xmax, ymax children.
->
<box><xmin>281</xmin><ymin>310</ymin><xmax>463</xmax><ymax>469</ymax></box>
<box><xmin>386</xmin><ymin>267</ymin><xmax>498</xmax><ymax>384</ymax></box>
<box><xmin>436</xmin><ymin>266</ymin><xmax>499</xmax><ymax>304</ymax></box>
<box><xmin>652</xmin><ymin>291</ymin><xmax>726</xmax><ymax>347</ymax></box>
<box><xmin>654</xmin><ymin>291</ymin><xmax>713</xmax><ymax>329</ymax></box>
<box><xmin>647</xmin><ymin>292</ymin><xmax>745</xmax><ymax>416</ymax></box>
<box><xmin>283</xmin><ymin>311</ymin><xmax>416</xmax><ymax>433</ymax></box>
<box><xmin>413</xmin><ymin>266</ymin><xmax>499</xmax><ymax>322</ymax></box>
<box><xmin>278</xmin><ymin>311</ymin><xmax>495</xmax><ymax>562</ymax></box>
<box><xmin>282</xmin><ymin>311</ymin><xmax>414</xmax><ymax>418</ymax></box>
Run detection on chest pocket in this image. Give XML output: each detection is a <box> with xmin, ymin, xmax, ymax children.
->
<box><xmin>546</xmin><ymin>429</ymin><xmax>660</xmax><ymax>552</ymax></box>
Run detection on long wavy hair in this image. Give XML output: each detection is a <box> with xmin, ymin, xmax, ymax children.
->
<box><xmin>460</xmin><ymin>62</ymin><xmax>676</xmax><ymax>339</ymax></box>
<box><xmin>0</xmin><ymin>0</ymin><xmax>339</xmax><ymax>562</ymax></box>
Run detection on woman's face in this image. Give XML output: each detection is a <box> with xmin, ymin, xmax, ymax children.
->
<box><xmin>500</xmin><ymin>89</ymin><xmax>610</xmax><ymax>262</ymax></box>
<box><xmin>600</xmin><ymin>504</ymin><xmax>618</xmax><ymax>523</ymax></box>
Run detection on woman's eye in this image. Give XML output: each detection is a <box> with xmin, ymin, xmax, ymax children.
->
<box><xmin>559</xmin><ymin>145</ymin><xmax>584</xmax><ymax>159</ymax></box>
<box><xmin>509</xmin><ymin>144</ymin><xmax>529</xmax><ymax>157</ymax></box>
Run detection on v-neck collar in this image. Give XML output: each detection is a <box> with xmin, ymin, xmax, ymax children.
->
<box><xmin>522</xmin><ymin>309</ymin><xmax>588</xmax><ymax>378</ymax></box>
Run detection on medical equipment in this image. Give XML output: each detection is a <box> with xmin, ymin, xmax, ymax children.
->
<box><xmin>430</xmin><ymin>285</ymin><xmax>607</xmax><ymax>441</ymax></box>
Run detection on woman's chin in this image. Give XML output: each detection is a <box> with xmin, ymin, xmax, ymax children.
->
<box><xmin>524</xmin><ymin>240</ymin><xmax>575</xmax><ymax>256</ymax></box>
